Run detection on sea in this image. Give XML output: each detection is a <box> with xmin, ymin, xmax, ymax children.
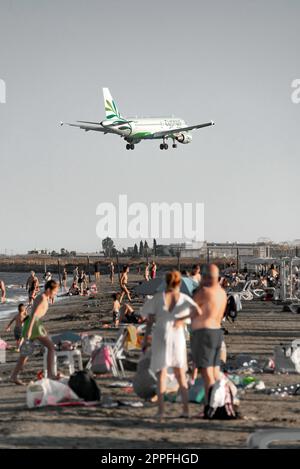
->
<box><xmin>0</xmin><ymin>271</ymin><xmax>62</xmax><ymax>324</ymax></box>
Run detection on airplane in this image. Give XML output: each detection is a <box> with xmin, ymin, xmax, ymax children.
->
<box><xmin>61</xmin><ymin>88</ymin><xmax>215</xmax><ymax>150</ymax></box>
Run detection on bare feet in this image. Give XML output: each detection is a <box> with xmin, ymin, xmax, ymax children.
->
<box><xmin>10</xmin><ymin>377</ymin><xmax>26</xmax><ymax>386</ymax></box>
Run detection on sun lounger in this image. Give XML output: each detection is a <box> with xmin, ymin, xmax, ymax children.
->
<box><xmin>43</xmin><ymin>349</ymin><xmax>83</xmax><ymax>377</ymax></box>
<box><xmin>247</xmin><ymin>429</ymin><xmax>300</xmax><ymax>448</ymax></box>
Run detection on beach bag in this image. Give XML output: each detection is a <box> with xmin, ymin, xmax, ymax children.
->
<box><xmin>68</xmin><ymin>370</ymin><xmax>101</xmax><ymax>402</ymax></box>
<box><xmin>91</xmin><ymin>345</ymin><xmax>112</xmax><ymax>373</ymax></box>
<box><xmin>188</xmin><ymin>378</ymin><xmax>205</xmax><ymax>403</ymax></box>
<box><xmin>133</xmin><ymin>351</ymin><xmax>157</xmax><ymax>399</ymax></box>
<box><xmin>224</xmin><ymin>293</ymin><xmax>242</xmax><ymax>322</ymax></box>
<box><xmin>82</xmin><ymin>334</ymin><xmax>103</xmax><ymax>356</ymax></box>
<box><xmin>27</xmin><ymin>378</ymin><xmax>79</xmax><ymax>408</ymax></box>
<box><xmin>206</xmin><ymin>378</ymin><xmax>238</xmax><ymax>420</ymax></box>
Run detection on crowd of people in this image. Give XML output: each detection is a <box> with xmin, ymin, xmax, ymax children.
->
<box><xmin>1</xmin><ymin>258</ymin><xmax>299</xmax><ymax>420</ymax></box>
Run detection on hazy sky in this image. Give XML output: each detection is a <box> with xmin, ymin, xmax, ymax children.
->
<box><xmin>0</xmin><ymin>0</ymin><xmax>299</xmax><ymax>253</ymax></box>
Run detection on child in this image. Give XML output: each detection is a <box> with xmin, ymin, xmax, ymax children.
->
<box><xmin>5</xmin><ymin>303</ymin><xmax>28</xmax><ymax>351</ymax></box>
<box><xmin>112</xmin><ymin>293</ymin><xmax>121</xmax><ymax>327</ymax></box>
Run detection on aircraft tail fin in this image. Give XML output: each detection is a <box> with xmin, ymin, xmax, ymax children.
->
<box><xmin>103</xmin><ymin>88</ymin><xmax>123</xmax><ymax>121</ymax></box>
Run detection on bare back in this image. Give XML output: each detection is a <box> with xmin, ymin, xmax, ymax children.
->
<box><xmin>31</xmin><ymin>293</ymin><xmax>49</xmax><ymax>320</ymax></box>
<box><xmin>192</xmin><ymin>284</ymin><xmax>227</xmax><ymax>330</ymax></box>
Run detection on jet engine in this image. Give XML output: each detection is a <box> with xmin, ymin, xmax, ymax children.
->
<box><xmin>175</xmin><ymin>132</ymin><xmax>193</xmax><ymax>144</ymax></box>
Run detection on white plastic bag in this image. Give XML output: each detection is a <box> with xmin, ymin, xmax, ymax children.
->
<box><xmin>81</xmin><ymin>334</ymin><xmax>103</xmax><ymax>356</ymax></box>
<box><xmin>26</xmin><ymin>378</ymin><xmax>80</xmax><ymax>408</ymax></box>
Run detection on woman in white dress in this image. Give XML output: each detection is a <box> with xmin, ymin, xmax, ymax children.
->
<box><xmin>141</xmin><ymin>270</ymin><xmax>198</xmax><ymax>420</ymax></box>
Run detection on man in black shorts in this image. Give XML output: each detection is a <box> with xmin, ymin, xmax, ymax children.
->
<box><xmin>192</xmin><ymin>264</ymin><xmax>227</xmax><ymax>410</ymax></box>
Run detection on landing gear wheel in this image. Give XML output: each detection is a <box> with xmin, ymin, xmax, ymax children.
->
<box><xmin>126</xmin><ymin>144</ymin><xmax>131</xmax><ymax>150</ymax></box>
<box><xmin>164</xmin><ymin>143</ymin><xmax>168</xmax><ymax>150</ymax></box>
<box><xmin>160</xmin><ymin>143</ymin><xmax>164</xmax><ymax>150</ymax></box>
<box><xmin>130</xmin><ymin>143</ymin><xmax>135</xmax><ymax>150</ymax></box>
<box><xmin>172</xmin><ymin>143</ymin><xmax>177</xmax><ymax>148</ymax></box>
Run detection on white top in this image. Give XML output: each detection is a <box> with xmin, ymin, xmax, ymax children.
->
<box><xmin>140</xmin><ymin>291</ymin><xmax>196</xmax><ymax>373</ymax></box>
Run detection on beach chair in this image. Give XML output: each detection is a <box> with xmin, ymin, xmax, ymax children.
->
<box><xmin>247</xmin><ymin>429</ymin><xmax>300</xmax><ymax>449</ymax></box>
<box><xmin>43</xmin><ymin>349</ymin><xmax>83</xmax><ymax>377</ymax></box>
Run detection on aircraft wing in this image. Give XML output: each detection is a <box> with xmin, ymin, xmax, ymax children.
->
<box><xmin>152</xmin><ymin>120</ymin><xmax>215</xmax><ymax>138</ymax></box>
<box><xmin>60</xmin><ymin>121</ymin><xmax>116</xmax><ymax>133</ymax></box>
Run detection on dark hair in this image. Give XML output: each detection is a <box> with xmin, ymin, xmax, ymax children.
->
<box><xmin>123</xmin><ymin>265</ymin><xmax>129</xmax><ymax>272</ymax></box>
<box><xmin>18</xmin><ymin>303</ymin><xmax>25</xmax><ymax>311</ymax></box>
<box><xmin>112</xmin><ymin>293</ymin><xmax>120</xmax><ymax>301</ymax></box>
<box><xmin>44</xmin><ymin>279</ymin><xmax>59</xmax><ymax>291</ymax></box>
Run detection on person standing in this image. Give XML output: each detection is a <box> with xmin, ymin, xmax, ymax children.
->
<box><xmin>191</xmin><ymin>264</ymin><xmax>227</xmax><ymax>417</ymax></box>
<box><xmin>0</xmin><ymin>279</ymin><xmax>6</xmax><ymax>303</ymax></box>
<box><xmin>62</xmin><ymin>268</ymin><xmax>68</xmax><ymax>292</ymax></box>
<box><xmin>11</xmin><ymin>280</ymin><xmax>59</xmax><ymax>385</ymax></box>
<box><xmin>141</xmin><ymin>270</ymin><xmax>198</xmax><ymax>421</ymax></box>
<box><xmin>94</xmin><ymin>262</ymin><xmax>100</xmax><ymax>282</ymax></box>
<box><xmin>144</xmin><ymin>262</ymin><xmax>150</xmax><ymax>281</ymax></box>
<box><xmin>26</xmin><ymin>272</ymin><xmax>40</xmax><ymax>305</ymax></box>
<box><xmin>119</xmin><ymin>265</ymin><xmax>132</xmax><ymax>302</ymax></box>
<box><xmin>150</xmin><ymin>261</ymin><xmax>157</xmax><ymax>279</ymax></box>
<box><xmin>109</xmin><ymin>261</ymin><xmax>115</xmax><ymax>285</ymax></box>
<box><xmin>73</xmin><ymin>266</ymin><xmax>79</xmax><ymax>283</ymax></box>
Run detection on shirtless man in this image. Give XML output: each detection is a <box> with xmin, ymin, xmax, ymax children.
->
<box><xmin>191</xmin><ymin>264</ymin><xmax>227</xmax><ymax>412</ymax></box>
<box><xmin>119</xmin><ymin>265</ymin><xmax>132</xmax><ymax>302</ymax></box>
<box><xmin>0</xmin><ymin>279</ymin><xmax>6</xmax><ymax>303</ymax></box>
<box><xmin>11</xmin><ymin>280</ymin><xmax>59</xmax><ymax>385</ymax></box>
<box><xmin>26</xmin><ymin>271</ymin><xmax>40</xmax><ymax>305</ymax></box>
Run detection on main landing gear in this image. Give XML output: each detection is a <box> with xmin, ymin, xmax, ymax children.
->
<box><xmin>160</xmin><ymin>139</ymin><xmax>177</xmax><ymax>150</ymax></box>
<box><xmin>126</xmin><ymin>143</ymin><xmax>135</xmax><ymax>150</ymax></box>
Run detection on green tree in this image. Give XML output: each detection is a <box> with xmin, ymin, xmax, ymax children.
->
<box><xmin>153</xmin><ymin>238</ymin><xmax>157</xmax><ymax>256</ymax></box>
<box><xmin>102</xmin><ymin>237</ymin><xmax>115</xmax><ymax>257</ymax></box>
<box><xmin>139</xmin><ymin>240</ymin><xmax>144</xmax><ymax>256</ymax></box>
<box><xmin>133</xmin><ymin>243</ymin><xmax>139</xmax><ymax>257</ymax></box>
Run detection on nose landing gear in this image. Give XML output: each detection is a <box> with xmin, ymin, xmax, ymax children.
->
<box><xmin>126</xmin><ymin>143</ymin><xmax>135</xmax><ymax>150</ymax></box>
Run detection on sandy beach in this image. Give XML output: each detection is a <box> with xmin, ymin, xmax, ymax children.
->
<box><xmin>1</xmin><ymin>274</ymin><xmax>300</xmax><ymax>449</ymax></box>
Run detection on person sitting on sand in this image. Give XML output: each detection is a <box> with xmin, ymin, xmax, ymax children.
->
<box><xmin>11</xmin><ymin>280</ymin><xmax>59</xmax><ymax>385</ymax></box>
<box><xmin>140</xmin><ymin>270</ymin><xmax>199</xmax><ymax>421</ymax></box>
<box><xmin>5</xmin><ymin>303</ymin><xmax>28</xmax><ymax>351</ymax></box>
<box><xmin>68</xmin><ymin>281</ymin><xmax>80</xmax><ymax>296</ymax></box>
<box><xmin>112</xmin><ymin>293</ymin><xmax>141</xmax><ymax>327</ymax></box>
<box><xmin>0</xmin><ymin>279</ymin><xmax>6</xmax><ymax>303</ymax></box>
<box><xmin>120</xmin><ymin>265</ymin><xmax>132</xmax><ymax>303</ymax></box>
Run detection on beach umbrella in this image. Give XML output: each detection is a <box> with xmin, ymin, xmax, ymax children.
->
<box><xmin>134</xmin><ymin>278</ymin><xmax>163</xmax><ymax>296</ymax></box>
<box><xmin>51</xmin><ymin>331</ymin><xmax>82</xmax><ymax>344</ymax></box>
<box><xmin>135</xmin><ymin>276</ymin><xmax>197</xmax><ymax>297</ymax></box>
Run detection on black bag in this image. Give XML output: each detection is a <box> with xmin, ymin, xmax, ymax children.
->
<box><xmin>68</xmin><ymin>370</ymin><xmax>101</xmax><ymax>402</ymax></box>
<box><xmin>224</xmin><ymin>294</ymin><xmax>241</xmax><ymax>322</ymax></box>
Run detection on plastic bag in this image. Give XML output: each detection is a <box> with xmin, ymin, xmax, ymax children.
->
<box><xmin>26</xmin><ymin>378</ymin><xmax>80</xmax><ymax>408</ymax></box>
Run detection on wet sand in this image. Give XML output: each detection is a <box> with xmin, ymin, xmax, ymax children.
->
<box><xmin>1</xmin><ymin>274</ymin><xmax>300</xmax><ymax>449</ymax></box>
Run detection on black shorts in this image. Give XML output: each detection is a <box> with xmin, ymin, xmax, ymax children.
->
<box><xmin>191</xmin><ymin>328</ymin><xmax>223</xmax><ymax>369</ymax></box>
<box><xmin>14</xmin><ymin>326</ymin><xmax>22</xmax><ymax>341</ymax></box>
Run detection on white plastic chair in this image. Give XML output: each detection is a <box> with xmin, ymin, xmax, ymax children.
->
<box><xmin>43</xmin><ymin>349</ymin><xmax>83</xmax><ymax>377</ymax></box>
<box><xmin>247</xmin><ymin>429</ymin><xmax>300</xmax><ymax>448</ymax></box>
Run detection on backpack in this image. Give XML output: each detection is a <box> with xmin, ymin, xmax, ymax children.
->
<box><xmin>206</xmin><ymin>378</ymin><xmax>238</xmax><ymax>420</ymax></box>
<box><xmin>224</xmin><ymin>293</ymin><xmax>242</xmax><ymax>323</ymax></box>
<box><xmin>68</xmin><ymin>370</ymin><xmax>101</xmax><ymax>402</ymax></box>
<box><xmin>91</xmin><ymin>345</ymin><xmax>113</xmax><ymax>374</ymax></box>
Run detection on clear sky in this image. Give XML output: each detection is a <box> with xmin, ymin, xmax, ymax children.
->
<box><xmin>0</xmin><ymin>0</ymin><xmax>299</xmax><ymax>253</ymax></box>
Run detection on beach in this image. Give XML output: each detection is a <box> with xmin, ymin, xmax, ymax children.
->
<box><xmin>0</xmin><ymin>273</ymin><xmax>300</xmax><ymax>449</ymax></box>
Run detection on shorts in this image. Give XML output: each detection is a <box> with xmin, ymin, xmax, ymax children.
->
<box><xmin>191</xmin><ymin>328</ymin><xmax>223</xmax><ymax>368</ymax></box>
<box><xmin>14</xmin><ymin>326</ymin><xmax>22</xmax><ymax>341</ymax></box>
<box><xmin>22</xmin><ymin>316</ymin><xmax>47</xmax><ymax>341</ymax></box>
<box><xmin>113</xmin><ymin>311</ymin><xmax>120</xmax><ymax>322</ymax></box>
